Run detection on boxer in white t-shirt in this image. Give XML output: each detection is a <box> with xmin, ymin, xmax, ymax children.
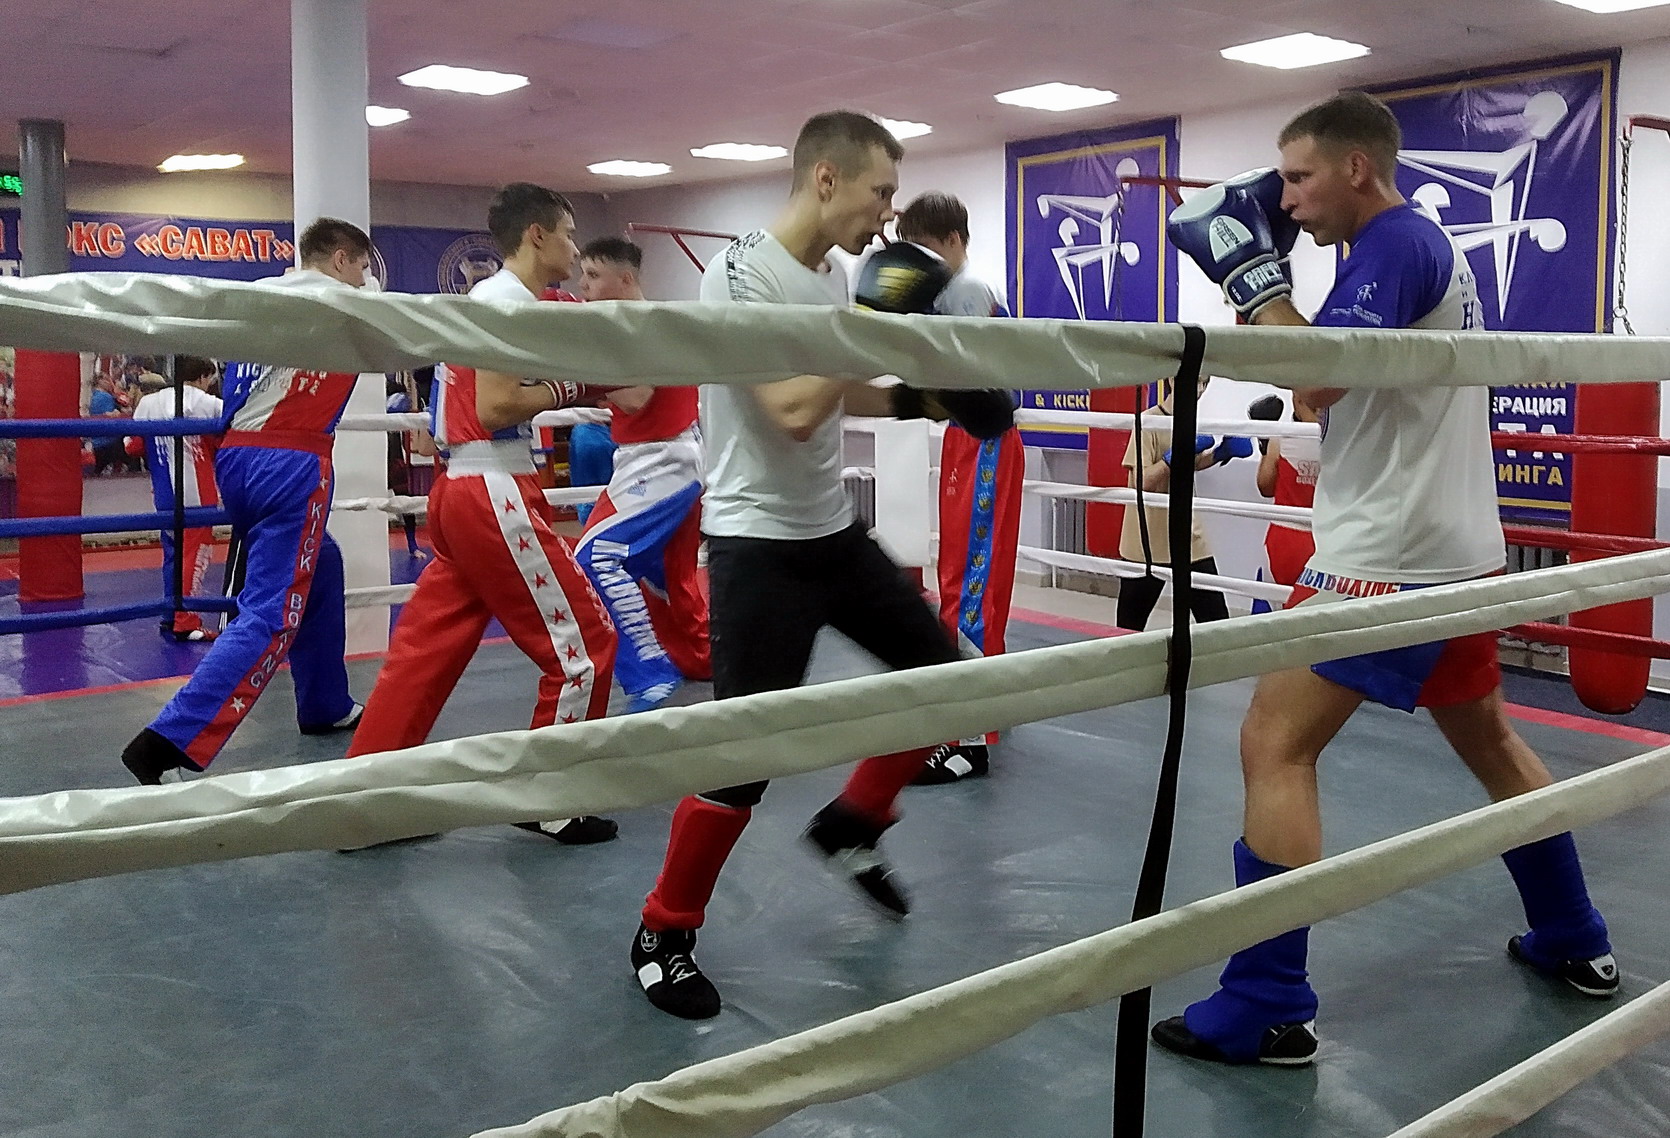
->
<box><xmin>631</xmin><ymin>111</ymin><xmax>1015</xmax><ymax>1021</ymax></box>
<box><xmin>1157</xmin><ymin>91</ymin><xmax>1616</xmax><ymax>1067</ymax></box>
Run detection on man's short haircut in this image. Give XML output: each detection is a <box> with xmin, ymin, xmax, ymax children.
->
<box><xmin>298</xmin><ymin>217</ymin><xmax>373</xmax><ymax>266</ymax></box>
<box><xmin>487</xmin><ymin>182</ymin><xmax>574</xmax><ymax>256</ymax></box>
<box><xmin>1278</xmin><ymin>91</ymin><xmax>1403</xmax><ymax>182</ymax></box>
<box><xmin>174</xmin><ymin>356</ymin><xmax>218</xmax><ymax>386</ymax></box>
<box><xmin>579</xmin><ymin>236</ymin><xmax>643</xmax><ymax>270</ymax></box>
<box><xmin>791</xmin><ymin>111</ymin><xmax>905</xmax><ymax>192</ymax></box>
<box><xmin>896</xmin><ymin>192</ymin><xmax>970</xmax><ymax>244</ymax></box>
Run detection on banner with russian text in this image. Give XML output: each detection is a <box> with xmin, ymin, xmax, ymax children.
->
<box><xmin>1006</xmin><ymin>118</ymin><xmax>1179</xmax><ymax>449</ymax></box>
<box><xmin>0</xmin><ymin>208</ymin><xmax>497</xmax><ymax>295</ymax></box>
<box><xmin>1372</xmin><ymin>52</ymin><xmax>1618</xmax><ymax>524</ymax></box>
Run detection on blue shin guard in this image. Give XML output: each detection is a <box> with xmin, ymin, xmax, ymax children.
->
<box><xmin>1181</xmin><ymin>840</ymin><xmax>1319</xmax><ymax>1063</ymax></box>
<box><xmin>1501</xmin><ymin>832</ymin><xmax>1610</xmax><ymax>966</ymax></box>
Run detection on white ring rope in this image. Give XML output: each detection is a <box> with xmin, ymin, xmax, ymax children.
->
<box><xmin>472</xmin><ymin>747</ymin><xmax>1670</xmax><ymax>1138</ymax></box>
<box><xmin>2</xmin><ymin>548</ymin><xmax>1665</xmax><ymax>897</ymax></box>
<box><xmin>1026</xmin><ymin>478</ymin><xmax>1315</xmax><ymax>527</ymax></box>
<box><xmin>336</xmin><ymin>407</ymin><xmax>611</xmax><ymax>433</ymax></box>
<box><xmin>334</xmin><ymin>485</ymin><xmax>602</xmax><ymax>518</ymax></box>
<box><xmin>1384</xmin><ymin>978</ymin><xmax>1670</xmax><ymax>1138</ymax></box>
<box><xmin>2</xmin><ymin>272</ymin><xmax>1669</xmax><ymax>391</ymax></box>
<box><xmin>1016</xmin><ymin>545</ymin><xmax>1294</xmax><ymax>604</ymax></box>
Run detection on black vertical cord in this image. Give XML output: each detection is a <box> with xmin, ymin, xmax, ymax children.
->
<box><xmin>1111</xmin><ymin>323</ymin><xmax>1207</xmax><ymax>1138</ymax></box>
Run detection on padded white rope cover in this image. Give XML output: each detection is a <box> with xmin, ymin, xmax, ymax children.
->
<box><xmin>473</xmin><ymin>748</ymin><xmax>1670</xmax><ymax>1138</ymax></box>
<box><xmin>1</xmin><ymin>272</ymin><xmax>1669</xmax><ymax>390</ymax></box>
<box><xmin>0</xmin><ymin>548</ymin><xmax>1665</xmax><ymax>898</ymax></box>
<box><xmin>1385</xmin><ymin>978</ymin><xmax>1670</xmax><ymax>1138</ymax></box>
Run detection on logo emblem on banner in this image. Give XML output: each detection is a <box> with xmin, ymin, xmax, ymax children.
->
<box><xmin>1376</xmin><ymin>52</ymin><xmax>1618</xmax><ymax>524</ymax></box>
<box><xmin>437</xmin><ymin>234</ymin><xmax>503</xmax><ymax>294</ymax></box>
<box><xmin>1398</xmin><ymin>89</ymin><xmax>1571</xmax><ymax>323</ymax></box>
<box><xmin>1034</xmin><ymin>157</ymin><xmax>1145</xmax><ymax>321</ymax></box>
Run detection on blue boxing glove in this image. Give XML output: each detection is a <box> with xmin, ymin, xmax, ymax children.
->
<box><xmin>1224</xmin><ymin>168</ymin><xmax>1299</xmax><ymax>259</ymax></box>
<box><xmin>1211</xmin><ymin>436</ymin><xmax>1255</xmax><ymax>464</ymax></box>
<box><xmin>1162</xmin><ymin>433</ymin><xmax>1217</xmax><ymax>467</ymax></box>
<box><xmin>1167</xmin><ymin>178</ymin><xmax>1292</xmax><ymax>320</ymax></box>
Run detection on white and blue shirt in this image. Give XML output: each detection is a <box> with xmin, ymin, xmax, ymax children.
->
<box><xmin>1309</xmin><ymin>204</ymin><xmax>1504</xmax><ymax>584</ymax></box>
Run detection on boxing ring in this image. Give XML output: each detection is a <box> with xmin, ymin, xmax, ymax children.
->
<box><xmin>0</xmin><ymin>274</ymin><xmax>1668</xmax><ymax>1137</ymax></box>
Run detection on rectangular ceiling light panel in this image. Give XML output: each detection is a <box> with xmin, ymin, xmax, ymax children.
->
<box><xmin>398</xmin><ymin>65</ymin><xmax>530</xmax><ymax>95</ymax></box>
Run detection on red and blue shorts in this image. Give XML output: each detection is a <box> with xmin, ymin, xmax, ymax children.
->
<box><xmin>1289</xmin><ymin>567</ymin><xmax>1500</xmax><ymax>712</ymax></box>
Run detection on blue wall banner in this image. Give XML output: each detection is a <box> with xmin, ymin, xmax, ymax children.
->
<box><xmin>0</xmin><ymin>208</ymin><xmax>497</xmax><ymax>295</ymax></box>
<box><xmin>1371</xmin><ymin>52</ymin><xmax>1618</xmax><ymax>524</ymax></box>
<box><xmin>1006</xmin><ymin>118</ymin><xmax>1180</xmax><ymax>449</ymax></box>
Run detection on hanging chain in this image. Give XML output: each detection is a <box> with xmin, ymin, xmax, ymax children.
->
<box><xmin>1616</xmin><ymin>132</ymin><xmax>1635</xmax><ymax>336</ymax></box>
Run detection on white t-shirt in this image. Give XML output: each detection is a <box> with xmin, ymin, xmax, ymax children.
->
<box><xmin>133</xmin><ymin>385</ymin><xmax>224</xmax><ymax>506</ymax></box>
<box><xmin>1308</xmin><ymin>205</ymin><xmax>1504</xmax><ymax>584</ymax></box>
<box><xmin>698</xmin><ymin>230</ymin><xmax>852</xmax><ymax>540</ymax></box>
<box><xmin>934</xmin><ymin>271</ymin><xmax>1008</xmax><ymax>318</ymax></box>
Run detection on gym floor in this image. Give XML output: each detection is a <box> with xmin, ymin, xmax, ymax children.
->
<box><xmin>1</xmin><ymin>552</ymin><xmax>1667</xmax><ymax>1137</ymax></box>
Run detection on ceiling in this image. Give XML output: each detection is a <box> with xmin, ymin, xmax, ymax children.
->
<box><xmin>5</xmin><ymin>0</ymin><xmax>1670</xmax><ymax>193</ymax></box>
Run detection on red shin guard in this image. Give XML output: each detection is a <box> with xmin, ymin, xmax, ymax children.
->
<box><xmin>642</xmin><ymin>796</ymin><xmax>751</xmax><ymax>930</ymax></box>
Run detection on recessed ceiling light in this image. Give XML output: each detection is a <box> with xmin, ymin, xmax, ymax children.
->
<box><xmin>397</xmin><ymin>64</ymin><xmax>529</xmax><ymax>96</ymax></box>
<box><xmin>1220</xmin><ymin>32</ymin><xmax>1371</xmax><ymax>70</ymax></box>
<box><xmin>588</xmin><ymin>160</ymin><xmax>673</xmax><ymax>177</ymax></box>
<box><xmin>993</xmin><ymin>82</ymin><xmax>1118</xmax><ymax>112</ymax></box>
<box><xmin>689</xmin><ymin>143</ymin><xmax>788</xmax><ymax>162</ymax></box>
<box><xmin>365</xmin><ymin>106</ymin><xmax>411</xmax><ymax>127</ymax></box>
<box><xmin>1548</xmin><ymin>0</ymin><xmax>1670</xmax><ymax>10</ymax></box>
<box><xmin>879</xmin><ymin>117</ymin><xmax>933</xmax><ymax>140</ymax></box>
<box><xmin>157</xmin><ymin>153</ymin><xmax>245</xmax><ymax>173</ymax></box>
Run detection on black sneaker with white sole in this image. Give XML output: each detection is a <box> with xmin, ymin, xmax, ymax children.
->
<box><xmin>513</xmin><ymin>816</ymin><xmax>619</xmax><ymax>845</ymax></box>
<box><xmin>1508</xmin><ymin>935</ymin><xmax>1620</xmax><ymax>998</ymax></box>
<box><xmin>120</xmin><ymin>728</ymin><xmax>201</xmax><ymax>786</ymax></box>
<box><xmin>912</xmin><ymin>742</ymin><xmax>990</xmax><ymax>785</ymax></box>
<box><xmin>299</xmin><ymin>702</ymin><xmax>364</xmax><ymax>736</ymax></box>
<box><xmin>1151</xmin><ymin>1016</ymin><xmax>1318</xmax><ymax>1066</ymax></box>
<box><xmin>632</xmin><ymin>923</ymin><xmax>720</xmax><ymax>1020</ymax></box>
<box><xmin>802</xmin><ymin>801</ymin><xmax>909</xmax><ymax>918</ymax></box>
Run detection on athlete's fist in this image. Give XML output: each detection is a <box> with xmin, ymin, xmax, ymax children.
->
<box><xmin>854</xmin><ymin>242</ymin><xmax>953</xmax><ymax>315</ymax></box>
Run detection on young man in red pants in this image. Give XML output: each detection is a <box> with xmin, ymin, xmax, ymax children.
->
<box><xmin>630</xmin><ymin>111</ymin><xmax>1014</xmax><ymax>1020</ymax></box>
<box><xmin>348</xmin><ymin>183</ymin><xmax>618</xmax><ymax>846</ymax></box>
<box><xmin>893</xmin><ymin>191</ymin><xmax>1024</xmax><ymax>784</ymax></box>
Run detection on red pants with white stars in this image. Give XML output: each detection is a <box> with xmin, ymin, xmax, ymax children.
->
<box><xmin>349</xmin><ymin>467</ymin><xmax>617</xmax><ymax>758</ymax></box>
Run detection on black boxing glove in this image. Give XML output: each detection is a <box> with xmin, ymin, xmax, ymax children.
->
<box><xmin>854</xmin><ymin>242</ymin><xmax>953</xmax><ymax>314</ymax></box>
<box><xmin>1247</xmin><ymin>393</ymin><xmax>1284</xmax><ymax>453</ymax></box>
<box><xmin>890</xmin><ymin>385</ymin><xmax>1016</xmax><ymax>441</ymax></box>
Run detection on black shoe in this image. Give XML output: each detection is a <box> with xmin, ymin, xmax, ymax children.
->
<box><xmin>120</xmin><ymin>729</ymin><xmax>199</xmax><ymax>786</ymax></box>
<box><xmin>513</xmin><ymin>816</ymin><xmax>619</xmax><ymax>845</ymax></box>
<box><xmin>1151</xmin><ymin>1015</ymin><xmax>1318</xmax><ymax>1067</ymax></box>
<box><xmin>802</xmin><ymin>801</ymin><xmax>909</xmax><ymax>918</ymax></box>
<box><xmin>912</xmin><ymin>742</ymin><xmax>990</xmax><ymax>785</ymax></box>
<box><xmin>1508</xmin><ymin>935</ymin><xmax>1620</xmax><ymax>998</ymax></box>
<box><xmin>299</xmin><ymin>702</ymin><xmax>363</xmax><ymax>736</ymax></box>
<box><xmin>632</xmin><ymin>923</ymin><xmax>720</xmax><ymax>1020</ymax></box>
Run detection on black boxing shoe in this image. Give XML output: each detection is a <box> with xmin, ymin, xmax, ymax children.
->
<box><xmin>1151</xmin><ymin>1015</ymin><xmax>1317</xmax><ymax>1067</ymax></box>
<box><xmin>513</xmin><ymin>816</ymin><xmax>619</xmax><ymax>845</ymax></box>
<box><xmin>912</xmin><ymin>742</ymin><xmax>990</xmax><ymax>785</ymax></box>
<box><xmin>1509</xmin><ymin>935</ymin><xmax>1620</xmax><ymax>998</ymax></box>
<box><xmin>121</xmin><ymin>728</ymin><xmax>201</xmax><ymax>786</ymax></box>
<box><xmin>632</xmin><ymin>923</ymin><xmax>720</xmax><ymax>1020</ymax></box>
<box><xmin>802</xmin><ymin>800</ymin><xmax>910</xmax><ymax>918</ymax></box>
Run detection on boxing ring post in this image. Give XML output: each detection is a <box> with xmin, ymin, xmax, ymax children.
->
<box><xmin>1567</xmin><ymin>112</ymin><xmax>1670</xmax><ymax>713</ymax></box>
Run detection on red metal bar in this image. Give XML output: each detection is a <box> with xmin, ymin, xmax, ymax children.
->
<box><xmin>1120</xmin><ymin>174</ymin><xmax>1217</xmax><ymax>206</ymax></box>
<box><xmin>1626</xmin><ymin>114</ymin><xmax>1670</xmax><ymax>137</ymax></box>
<box><xmin>1502</xmin><ymin>525</ymin><xmax>1666</xmax><ymax>555</ymax></box>
<box><xmin>1492</xmin><ymin>431</ymin><xmax>1670</xmax><ymax>456</ymax></box>
<box><xmin>1508</xmin><ymin>622</ymin><xmax>1670</xmax><ymax>660</ymax></box>
<box><xmin>626</xmin><ymin>223</ymin><xmax>740</xmax><ymax>273</ymax></box>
